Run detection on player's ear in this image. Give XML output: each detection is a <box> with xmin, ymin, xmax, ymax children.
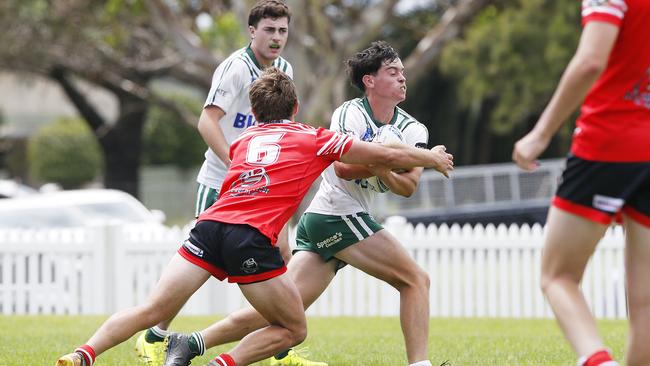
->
<box><xmin>292</xmin><ymin>101</ymin><xmax>300</xmax><ymax>117</ymax></box>
<box><xmin>252</xmin><ymin>108</ymin><xmax>260</xmax><ymax>122</ymax></box>
<box><xmin>362</xmin><ymin>74</ymin><xmax>374</xmax><ymax>89</ymax></box>
<box><xmin>249</xmin><ymin>25</ymin><xmax>256</xmax><ymax>39</ymax></box>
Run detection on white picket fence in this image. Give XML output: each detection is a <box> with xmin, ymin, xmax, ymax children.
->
<box><xmin>0</xmin><ymin>218</ymin><xmax>627</xmax><ymax>318</ymax></box>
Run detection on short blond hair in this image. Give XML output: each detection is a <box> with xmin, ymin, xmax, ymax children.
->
<box><xmin>249</xmin><ymin>68</ymin><xmax>297</xmax><ymax>123</ymax></box>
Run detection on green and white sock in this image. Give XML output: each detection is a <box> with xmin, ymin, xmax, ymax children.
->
<box><xmin>145</xmin><ymin>326</ymin><xmax>169</xmax><ymax>343</ymax></box>
<box><xmin>188</xmin><ymin>332</ymin><xmax>205</xmax><ymax>356</ymax></box>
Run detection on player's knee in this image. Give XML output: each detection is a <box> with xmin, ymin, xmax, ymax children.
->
<box><xmin>288</xmin><ymin>323</ymin><xmax>307</xmax><ymax>346</ymax></box>
<box><xmin>540</xmin><ymin>270</ymin><xmax>579</xmax><ymax>296</ymax></box>
<box><xmin>419</xmin><ymin>269</ymin><xmax>430</xmax><ymax>290</ymax></box>
<box><xmin>393</xmin><ymin>267</ymin><xmax>429</xmax><ymax>292</ymax></box>
<box><xmin>540</xmin><ymin>272</ymin><xmax>558</xmax><ymax>295</ymax></box>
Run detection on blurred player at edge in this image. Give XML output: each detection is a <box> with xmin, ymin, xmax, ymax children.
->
<box><xmin>513</xmin><ymin>1</ymin><xmax>650</xmax><ymax>365</ymax></box>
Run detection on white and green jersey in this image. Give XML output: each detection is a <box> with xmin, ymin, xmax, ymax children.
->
<box><xmin>306</xmin><ymin>97</ymin><xmax>429</xmax><ymax>216</ymax></box>
<box><xmin>196</xmin><ymin>46</ymin><xmax>293</xmax><ymax>190</ymax></box>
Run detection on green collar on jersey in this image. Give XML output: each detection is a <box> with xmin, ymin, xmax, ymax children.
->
<box><xmin>361</xmin><ymin>96</ymin><xmax>398</xmax><ymax>128</ymax></box>
<box><xmin>246</xmin><ymin>45</ymin><xmax>267</xmax><ymax>71</ymax></box>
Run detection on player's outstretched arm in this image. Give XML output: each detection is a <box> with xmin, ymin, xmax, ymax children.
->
<box><xmin>197</xmin><ymin>105</ymin><xmax>232</xmax><ymax>166</ymax></box>
<box><xmin>512</xmin><ymin>21</ymin><xmax>618</xmax><ymax>171</ymax></box>
<box><xmin>341</xmin><ymin>140</ymin><xmax>454</xmax><ymax>178</ymax></box>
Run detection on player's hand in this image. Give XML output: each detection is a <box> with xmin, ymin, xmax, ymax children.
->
<box><xmin>512</xmin><ymin>130</ymin><xmax>550</xmax><ymax>171</ymax></box>
<box><xmin>430</xmin><ymin>145</ymin><xmax>454</xmax><ymax>178</ymax></box>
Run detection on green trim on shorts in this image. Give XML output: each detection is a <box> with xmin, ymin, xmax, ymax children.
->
<box><xmin>294</xmin><ymin>212</ymin><xmax>383</xmax><ymax>263</ymax></box>
<box><xmin>195</xmin><ymin>183</ymin><xmax>220</xmax><ymax>217</ymax></box>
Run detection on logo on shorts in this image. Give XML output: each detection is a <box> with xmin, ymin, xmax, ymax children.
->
<box><xmin>316</xmin><ymin>232</ymin><xmax>343</xmax><ymax>249</ymax></box>
<box><xmin>593</xmin><ymin>194</ymin><xmax>624</xmax><ymax>213</ymax></box>
<box><xmin>241</xmin><ymin>258</ymin><xmax>259</xmax><ymax>274</ymax></box>
<box><xmin>183</xmin><ymin>240</ymin><xmax>204</xmax><ymax>257</ymax></box>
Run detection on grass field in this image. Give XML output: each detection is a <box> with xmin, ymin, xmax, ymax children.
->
<box><xmin>0</xmin><ymin>316</ymin><xmax>627</xmax><ymax>366</ymax></box>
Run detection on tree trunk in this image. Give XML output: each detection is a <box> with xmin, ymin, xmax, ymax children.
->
<box><xmin>98</xmin><ymin>96</ymin><xmax>148</xmax><ymax>198</ymax></box>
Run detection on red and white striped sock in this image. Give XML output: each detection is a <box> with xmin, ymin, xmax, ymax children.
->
<box><xmin>211</xmin><ymin>353</ymin><xmax>236</xmax><ymax>366</ymax></box>
<box><xmin>75</xmin><ymin>345</ymin><xmax>96</xmax><ymax>366</ymax></box>
<box><xmin>578</xmin><ymin>349</ymin><xmax>619</xmax><ymax>366</ymax></box>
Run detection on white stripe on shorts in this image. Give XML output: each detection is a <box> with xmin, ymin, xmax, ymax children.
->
<box><xmin>195</xmin><ymin>184</ymin><xmax>205</xmax><ymax>216</ymax></box>
<box><xmin>341</xmin><ymin>215</ymin><xmax>364</xmax><ymax>240</ymax></box>
<box><xmin>352</xmin><ymin>213</ymin><xmax>375</xmax><ymax>236</ymax></box>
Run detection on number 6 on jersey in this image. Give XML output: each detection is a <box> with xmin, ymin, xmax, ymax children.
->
<box><xmin>246</xmin><ymin>133</ymin><xmax>285</xmax><ymax>165</ymax></box>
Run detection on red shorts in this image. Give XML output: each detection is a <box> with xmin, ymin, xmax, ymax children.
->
<box><xmin>178</xmin><ymin>220</ymin><xmax>286</xmax><ymax>284</ymax></box>
<box><xmin>553</xmin><ymin>155</ymin><xmax>650</xmax><ymax>227</ymax></box>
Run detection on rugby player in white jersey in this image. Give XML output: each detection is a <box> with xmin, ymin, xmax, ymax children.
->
<box><xmin>133</xmin><ymin>2</ymin><xmax>321</xmax><ymax>366</ymax></box>
<box><xmin>165</xmin><ymin>41</ymin><xmax>449</xmax><ymax>366</ymax></box>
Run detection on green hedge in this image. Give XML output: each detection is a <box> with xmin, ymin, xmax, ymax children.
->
<box><xmin>28</xmin><ymin>117</ymin><xmax>103</xmax><ymax>188</ymax></box>
<box><xmin>142</xmin><ymin>96</ymin><xmax>205</xmax><ymax>169</ymax></box>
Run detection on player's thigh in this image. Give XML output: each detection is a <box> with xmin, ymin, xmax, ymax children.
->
<box><xmin>287</xmin><ymin>251</ymin><xmax>337</xmax><ymax>308</ymax></box>
<box><xmin>623</xmin><ymin>216</ymin><xmax>650</xmax><ymax>314</ymax></box>
<box><xmin>148</xmin><ymin>253</ymin><xmax>211</xmax><ymax>315</ymax></box>
<box><xmin>335</xmin><ymin>229</ymin><xmax>421</xmax><ymax>287</ymax></box>
<box><xmin>542</xmin><ymin>207</ymin><xmax>608</xmax><ymax>281</ymax></box>
<box><xmin>239</xmin><ymin>273</ymin><xmax>306</xmax><ymax>330</ymax></box>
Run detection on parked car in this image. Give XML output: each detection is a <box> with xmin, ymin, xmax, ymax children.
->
<box><xmin>0</xmin><ymin>179</ymin><xmax>38</xmax><ymax>198</ymax></box>
<box><xmin>0</xmin><ymin>189</ymin><xmax>166</xmax><ymax>229</ymax></box>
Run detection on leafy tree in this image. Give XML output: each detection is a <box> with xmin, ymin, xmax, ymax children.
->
<box><xmin>28</xmin><ymin>117</ymin><xmax>103</xmax><ymax>189</ymax></box>
<box><xmin>440</xmin><ymin>0</ymin><xmax>580</xmax><ymax>162</ymax></box>
<box><xmin>142</xmin><ymin>94</ymin><xmax>205</xmax><ymax>169</ymax></box>
<box><xmin>0</xmin><ymin>0</ymin><xmax>231</xmax><ymax>197</ymax></box>
<box><xmin>0</xmin><ymin>0</ymin><xmax>493</xmax><ymax>196</ymax></box>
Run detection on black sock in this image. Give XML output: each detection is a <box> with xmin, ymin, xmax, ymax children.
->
<box><xmin>275</xmin><ymin>349</ymin><xmax>291</xmax><ymax>360</ymax></box>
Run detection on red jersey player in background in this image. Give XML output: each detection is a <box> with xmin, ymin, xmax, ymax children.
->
<box><xmin>513</xmin><ymin>1</ymin><xmax>650</xmax><ymax>365</ymax></box>
<box><xmin>55</xmin><ymin>68</ymin><xmax>454</xmax><ymax>366</ymax></box>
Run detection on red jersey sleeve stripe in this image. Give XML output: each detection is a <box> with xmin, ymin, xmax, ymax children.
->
<box><xmin>338</xmin><ymin>136</ymin><xmax>354</xmax><ymax>158</ymax></box>
<box><xmin>582</xmin><ymin>0</ymin><xmax>627</xmax><ymax>25</ymax></box>
<box><xmin>332</xmin><ymin>135</ymin><xmax>352</xmax><ymax>155</ymax></box>
<box><xmin>317</xmin><ymin>134</ymin><xmax>345</xmax><ymax>156</ymax></box>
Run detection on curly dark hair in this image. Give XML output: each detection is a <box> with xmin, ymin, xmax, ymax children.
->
<box><xmin>248</xmin><ymin>0</ymin><xmax>291</xmax><ymax>27</ymax></box>
<box><xmin>345</xmin><ymin>41</ymin><xmax>400</xmax><ymax>92</ymax></box>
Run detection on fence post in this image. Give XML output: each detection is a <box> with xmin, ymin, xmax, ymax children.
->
<box><xmin>91</xmin><ymin>222</ymin><xmax>121</xmax><ymax>314</ymax></box>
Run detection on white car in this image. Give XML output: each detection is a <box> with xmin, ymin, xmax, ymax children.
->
<box><xmin>0</xmin><ymin>179</ymin><xmax>38</xmax><ymax>198</ymax></box>
<box><xmin>0</xmin><ymin>189</ymin><xmax>166</xmax><ymax>229</ymax></box>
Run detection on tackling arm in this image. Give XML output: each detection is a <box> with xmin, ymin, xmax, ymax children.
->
<box><xmin>341</xmin><ymin>140</ymin><xmax>453</xmax><ymax>178</ymax></box>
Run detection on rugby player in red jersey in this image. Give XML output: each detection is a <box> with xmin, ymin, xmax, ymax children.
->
<box><xmin>55</xmin><ymin>68</ymin><xmax>454</xmax><ymax>366</ymax></box>
<box><xmin>513</xmin><ymin>1</ymin><xmax>650</xmax><ymax>365</ymax></box>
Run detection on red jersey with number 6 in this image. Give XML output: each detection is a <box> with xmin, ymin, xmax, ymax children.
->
<box><xmin>572</xmin><ymin>0</ymin><xmax>650</xmax><ymax>161</ymax></box>
<box><xmin>198</xmin><ymin>121</ymin><xmax>354</xmax><ymax>244</ymax></box>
